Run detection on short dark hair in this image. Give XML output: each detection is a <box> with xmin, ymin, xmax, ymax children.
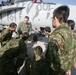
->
<box><xmin>67</xmin><ymin>20</ymin><xmax>75</xmax><ymax>30</ymax></box>
<box><xmin>44</xmin><ymin>26</ymin><xmax>51</xmax><ymax>32</ymax></box>
<box><xmin>33</xmin><ymin>35</ymin><xmax>38</xmax><ymax>42</ymax></box>
<box><xmin>53</xmin><ymin>5</ymin><xmax>70</xmax><ymax>23</ymax></box>
<box><xmin>25</xmin><ymin>16</ymin><xmax>29</xmax><ymax>20</ymax></box>
<box><xmin>34</xmin><ymin>46</ymin><xmax>42</xmax><ymax>56</ymax></box>
<box><xmin>22</xmin><ymin>32</ymin><xmax>29</xmax><ymax>40</ymax></box>
<box><xmin>9</xmin><ymin>22</ymin><xmax>17</xmax><ymax>28</ymax></box>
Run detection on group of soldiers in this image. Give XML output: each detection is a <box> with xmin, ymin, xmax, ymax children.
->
<box><xmin>0</xmin><ymin>22</ymin><xmax>30</xmax><ymax>75</ymax></box>
<box><xmin>0</xmin><ymin>5</ymin><xmax>76</xmax><ymax>75</ymax></box>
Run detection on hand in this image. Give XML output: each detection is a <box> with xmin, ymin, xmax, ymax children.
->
<box><xmin>66</xmin><ymin>70</ymin><xmax>71</xmax><ymax>75</ymax></box>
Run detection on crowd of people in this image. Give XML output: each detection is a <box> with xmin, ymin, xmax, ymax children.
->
<box><xmin>0</xmin><ymin>5</ymin><xmax>76</xmax><ymax>75</ymax></box>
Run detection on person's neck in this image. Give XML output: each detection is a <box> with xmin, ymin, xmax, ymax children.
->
<box><xmin>56</xmin><ymin>22</ymin><xmax>66</xmax><ymax>28</ymax></box>
<box><xmin>35</xmin><ymin>54</ymin><xmax>41</xmax><ymax>61</ymax></box>
<box><xmin>24</xmin><ymin>22</ymin><xmax>28</xmax><ymax>25</ymax></box>
<box><xmin>48</xmin><ymin>32</ymin><xmax>51</xmax><ymax>35</ymax></box>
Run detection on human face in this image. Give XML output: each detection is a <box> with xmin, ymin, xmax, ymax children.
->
<box><xmin>52</xmin><ymin>16</ymin><xmax>57</xmax><ymax>28</ymax></box>
<box><xmin>34</xmin><ymin>50</ymin><xmax>36</xmax><ymax>56</ymax></box>
<box><xmin>68</xmin><ymin>26</ymin><xmax>71</xmax><ymax>30</ymax></box>
<box><xmin>44</xmin><ymin>30</ymin><xmax>48</xmax><ymax>35</ymax></box>
<box><xmin>10</xmin><ymin>26</ymin><xmax>17</xmax><ymax>32</ymax></box>
<box><xmin>24</xmin><ymin>18</ymin><xmax>29</xmax><ymax>24</ymax></box>
<box><xmin>52</xmin><ymin>16</ymin><xmax>59</xmax><ymax>28</ymax></box>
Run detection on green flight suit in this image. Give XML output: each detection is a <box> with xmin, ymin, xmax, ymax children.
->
<box><xmin>17</xmin><ymin>21</ymin><xmax>32</xmax><ymax>34</ymax></box>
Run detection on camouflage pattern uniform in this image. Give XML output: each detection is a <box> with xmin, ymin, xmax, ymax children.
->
<box><xmin>0</xmin><ymin>28</ymin><xmax>12</xmax><ymax>47</ymax></box>
<box><xmin>46</xmin><ymin>24</ymin><xmax>76</xmax><ymax>75</ymax></box>
<box><xmin>25</xmin><ymin>56</ymin><xmax>50</xmax><ymax>75</ymax></box>
<box><xmin>0</xmin><ymin>38</ymin><xmax>27</xmax><ymax>75</ymax></box>
<box><xmin>17</xmin><ymin>21</ymin><xmax>32</xmax><ymax>34</ymax></box>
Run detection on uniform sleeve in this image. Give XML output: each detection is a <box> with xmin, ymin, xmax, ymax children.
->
<box><xmin>17</xmin><ymin>22</ymin><xmax>22</xmax><ymax>34</ymax></box>
<box><xmin>28</xmin><ymin>22</ymin><xmax>32</xmax><ymax>32</ymax></box>
<box><xmin>46</xmin><ymin>33</ymin><xmax>65</xmax><ymax>72</ymax></box>
<box><xmin>0</xmin><ymin>29</ymin><xmax>9</xmax><ymax>42</ymax></box>
<box><xmin>0</xmin><ymin>39</ymin><xmax>19</xmax><ymax>57</ymax></box>
<box><xmin>48</xmin><ymin>40</ymin><xmax>60</xmax><ymax>70</ymax></box>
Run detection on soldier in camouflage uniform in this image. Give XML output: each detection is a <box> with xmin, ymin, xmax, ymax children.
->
<box><xmin>0</xmin><ymin>22</ymin><xmax>17</xmax><ymax>47</ymax></box>
<box><xmin>17</xmin><ymin>16</ymin><xmax>32</xmax><ymax>34</ymax></box>
<box><xmin>0</xmin><ymin>32</ymin><xmax>29</xmax><ymax>75</ymax></box>
<box><xmin>25</xmin><ymin>46</ymin><xmax>49</xmax><ymax>75</ymax></box>
<box><xmin>46</xmin><ymin>5</ymin><xmax>76</xmax><ymax>75</ymax></box>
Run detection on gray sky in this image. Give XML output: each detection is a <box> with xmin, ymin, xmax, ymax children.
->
<box><xmin>0</xmin><ymin>0</ymin><xmax>76</xmax><ymax>5</ymax></box>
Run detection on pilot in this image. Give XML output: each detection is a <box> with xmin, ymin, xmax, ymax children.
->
<box><xmin>17</xmin><ymin>16</ymin><xmax>32</xmax><ymax>35</ymax></box>
<box><xmin>32</xmin><ymin>0</ymin><xmax>43</xmax><ymax>3</ymax></box>
<box><xmin>67</xmin><ymin>20</ymin><xmax>75</xmax><ymax>30</ymax></box>
<box><xmin>0</xmin><ymin>22</ymin><xmax>17</xmax><ymax>47</ymax></box>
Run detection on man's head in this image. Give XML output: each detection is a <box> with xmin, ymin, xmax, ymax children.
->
<box><xmin>67</xmin><ymin>20</ymin><xmax>75</xmax><ymax>30</ymax></box>
<box><xmin>52</xmin><ymin>5</ymin><xmax>70</xmax><ymax>28</ymax></box>
<box><xmin>9</xmin><ymin>22</ymin><xmax>17</xmax><ymax>31</ymax></box>
<box><xmin>24</xmin><ymin>16</ymin><xmax>29</xmax><ymax>24</ymax></box>
<box><xmin>34</xmin><ymin>46</ymin><xmax>42</xmax><ymax>56</ymax></box>
<box><xmin>33</xmin><ymin>35</ymin><xmax>38</xmax><ymax>42</ymax></box>
<box><xmin>22</xmin><ymin>32</ymin><xmax>29</xmax><ymax>40</ymax></box>
<box><xmin>44</xmin><ymin>26</ymin><xmax>51</xmax><ymax>35</ymax></box>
